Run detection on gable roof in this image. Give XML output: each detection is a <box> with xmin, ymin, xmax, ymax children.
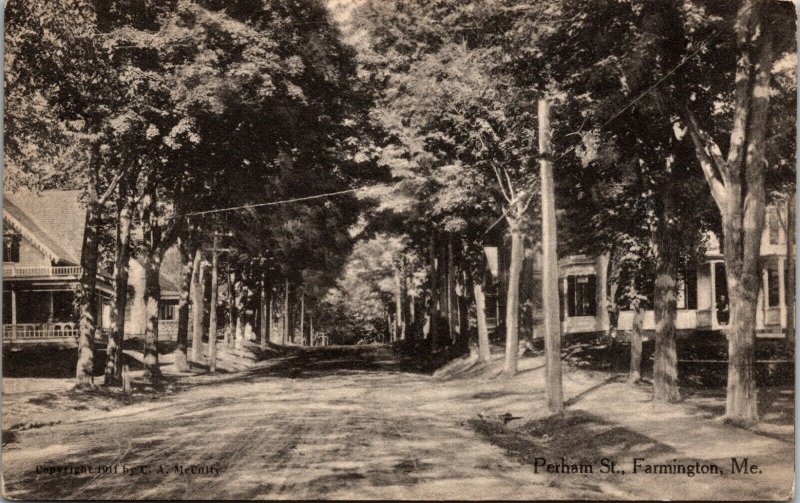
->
<box><xmin>3</xmin><ymin>189</ymin><xmax>86</xmax><ymax>265</ymax></box>
<box><xmin>159</xmin><ymin>272</ymin><xmax>181</xmax><ymax>295</ymax></box>
<box><xmin>129</xmin><ymin>256</ymin><xmax>182</xmax><ymax>296</ymax></box>
<box><xmin>3</xmin><ymin>189</ymin><xmax>184</xmax><ymax>293</ymax></box>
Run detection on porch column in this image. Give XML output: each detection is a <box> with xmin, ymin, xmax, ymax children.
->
<box><xmin>48</xmin><ymin>291</ymin><xmax>54</xmax><ymax>320</ymax></box>
<box><xmin>597</xmin><ymin>254</ymin><xmax>609</xmax><ymax>332</ymax></box>
<box><xmin>709</xmin><ymin>262</ymin><xmax>716</xmax><ymax>329</ymax></box>
<box><xmin>778</xmin><ymin>257</ymin><xmax>786</xmax><ymax>328</ymax></box>
<box><xmin>11</xmin><ymin>287</ymin><xmax>17</xmax><ymax>338</ymax></box>
<box><xmin>562</xmin><ymin>277</ymin><xmax>569</xmax><ymax>319</ymax></box>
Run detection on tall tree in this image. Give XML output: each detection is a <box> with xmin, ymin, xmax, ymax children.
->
<box><xmin>679</xmin><ymin>0</ymin><xmax>795</xmax><ymax>423</ymax></box>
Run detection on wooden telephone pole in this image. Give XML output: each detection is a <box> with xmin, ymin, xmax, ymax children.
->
<box><xmin>208</xmin><ymin>231</ymin><xmax>233</xmax><ymax>372</ymax></box>
<box><xmin>539</xmin><ymin>99</ymin><xmax>563</xmax><ymax>413</ymax></box>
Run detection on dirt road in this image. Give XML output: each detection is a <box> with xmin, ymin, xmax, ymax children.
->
<box><xmin>2</xmin><ymin>345</ymin><xmax>794</xmax><ymax>500</ymax></box>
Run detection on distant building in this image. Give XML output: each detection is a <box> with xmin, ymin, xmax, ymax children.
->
<box><xmin>2</xmin><ymin>190</ymin><xmax>182</xmax><ymax>350</ymax></box>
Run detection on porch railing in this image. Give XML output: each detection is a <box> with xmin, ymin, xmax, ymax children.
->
<box><xmin>2</xmin><ymin>265</ymin><xmax>83</xmax><ymax>278</ymax></box>
<box><xmin>2</xmin><ymin>323</ymin><xmax>110</xmax><ymax>342</ymax></box>
<box><xmin>159</xmin><ymin>319</ymin><xmax>179</xmax><ymax>340</ymax></box>
<box><xmin>3</xmin><ymin>322</ymin><xmax>79</xmax><ymax>340</ymax></box>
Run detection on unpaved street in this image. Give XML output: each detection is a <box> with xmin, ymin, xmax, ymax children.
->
<box><xmin>2</xmin><ymin>346</ymin><xmax>794</xmax><ymax>500</ymax></box>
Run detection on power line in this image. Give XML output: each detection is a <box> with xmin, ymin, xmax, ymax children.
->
<box><xmin>181</xmin><ymin>183</ymin><xmax>389</xmax><ymax>219</ymax></box>
<box><xmin>600</xmin><ymin>2</ymin><xmax>756</xmax><ymax>129</ymax></box>
<box><xmin>599</xmin><ymin>39</ymin><xmax>714</xmax><ymax>129</ymax></box>
<box><xmin>479</xmin><ymin>6</ymin><xmax>752</xmax><ymax>237</ymax></box>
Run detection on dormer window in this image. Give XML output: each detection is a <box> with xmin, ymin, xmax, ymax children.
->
<box><xmin>3</xmin><ymin>231</ymin><xmax>20</xmax><ymax>263</ymax></box>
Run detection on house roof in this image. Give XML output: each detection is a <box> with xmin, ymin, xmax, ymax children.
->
<box><xmin>133</xmin><ymin>258</ymin><xmax>182</xmax><ymax>295</ymax></box>
<box><xmin>4</xmin><ymin>190</ymin><xmax>185</xmax><ymax>296</ymax></box>
<box><xmin>159</xmin><ymin>273</ymin><xmax>181</xmax><ymax>294</ymax></box>
<box><xmin>132</xmin><ymin>247</ymin><xmax>183</xmax><ymax>296</ymax></box>
<box><xmin>3</xmin><ymin>189</ymin><xmax>86</xmax><ymax>265</ymax></box>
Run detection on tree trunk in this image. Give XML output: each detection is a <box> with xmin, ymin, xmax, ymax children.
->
<box><xmin>394</xmin><ymin>269</ymin><xmax>403</xmax><ymax>342</ymax></box>
<box><xmin>75</xmin><ymin>189</ymin><xmax>100</xmax><ymax>387</ymax></box>
<box><xmin>683</xmin><ymin>0</ymin><xmax>773</xmax><ymax>426</ymax></box>
<box><xmin>474</xmin><ymin>277</ymin><xmax>490</xmax><ymax>363</ymax></box>
<box><xmin>284</xmin><ymin>279</ymin><xmax>292</xmax><ymax>344</ymax></box>
<box><xmin>630</xmin><ymin>301</ymin><xmax>643</xmax><ymax>383</ymax></box>
<box><xmin>653</xmin><ymin>194</ymin><xmax>681</xmax><ymax>402</ymax></box>
<box><xmin>138</xmin><ymin>182</ymin><xmax>183</xmax><ymax>381</ymax></box>
<box><xmin>269</xmin><ymin>285</ymin><xmax>275</xmax><ymax>344</ymax></box>
<box><xmin>386</xmin><ymin>310</ymin><xmax>392</xmax><ymax>343</ymax></box>
<box><xmin>225</xmin><ymin>271</ymin><xmax>235</xmax><ymax>346</ymax></box>
<box><xmin>457</xmin><ymin>270</ymin><xmax>470</xmax><ymax>353</ymax></box>
<box><xmin>260</xmin><ymin>274</ymin><xmax>270</xmax><ymax>349</ymax></box>
<box><xmin>300</xmin><ymin>293</ymin><xmax>306</xmax><ymax>345</ymax></box>
<box><xmin>235</xmin><ymin>282</ymin><xmax>246</xmax><ymax>349</ymax></box>
<box><xmin>447</xmin><ymin>237</ymin><xmax>457</xmax><ymax>345</ymax></box>
<box><xmin>503</xmin><ymin>221</ymin><xmax>524</xmax><ymax>376</ymax></box>
<box><xmin>173</xmin><ymin>237</ymin><xmax>195</xmax><ymax>372</ymax></box>
<box><xmin>539</xmin><ymin>99</ymin><xmax>563</xmax><ymax>412</ymax></box>
<box><xmin>438</xmin><ymin>240</ymin><xmax>449</xmax><ymax>344</ymax></box>
<box><xmin>722</xmin><ymin>198</ymin><xmax>762</xmax><ymax>423</ymax></box>
<box><xmin>104</xmin><ymin>178</ymin><xmax>133</xmax><ymax>386</ymax></box>
<box><xmin>208</xmin><ymin>243</ymin><xmax>219</xmax><ymax>372</ymax></box>
<box><xmin>785</xmin><ymin>194</ymin><xmax>795</xmax><ymax>344</ymax></box>
<box><xmin>408</xmin><ymin>293</ymin><xmax>417</xmax><ymax>342</ymax></box>
<box><xmin>725</xmin><ymin>5</ymin><xmax>771</xmax><ymax>424</ymax></box>
<box><xmin>496</xmin><ymin>238</ymin><xmax>509</xmax><ymax>338</ymax></box>
<box><xmin>142</xmin><ymin>252</ymin><xmax>161</xmax><ymax>380</ymax></box>
<box><xmin>606</xmin><ymin>249</ymin><xmax>620</xmax><ymax>347</ymax></box>
<box><xmin>428</xmin><ymin>232</ymin><xmax>438</xmax><ymax>350</ymax></box>
<box><xmin>401</xmin><ymin>257</ymin><xmax>411</xmax><ymax>341</ymax></box>
<box><xmin>190</xmin><ymin>249</ymin><xmax>205</xmax><ymax>363</ymax></box>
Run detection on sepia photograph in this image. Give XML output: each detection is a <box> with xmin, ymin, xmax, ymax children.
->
<box><xmin>1</xmin><ymin>0</ymin><xmax>796</xmax><ymax>500</ymax></box>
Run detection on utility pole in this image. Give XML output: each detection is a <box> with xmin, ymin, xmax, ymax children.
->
<box><xmin>539</xmin><ymin>98</ymin><xmax>563</xmax><ymax>413</ymax></box>
<box><xmin>208</xmin><ymin>231</ymin><xmax>233</xmax><ymax>373</ymax></box>
<box><xmin>209</xmin><ymin>233</ymin><xmax>219</xmax><ymax>372</ymax></box>
<box><xmin>283</xmin><ymin>278</ymin><xmax>289</xmax><ymax>345</ymax></box>
<box><xmin>259</xmin><ymin>271</ymin><xmax>269</xmax><ymax>350</ymax></box>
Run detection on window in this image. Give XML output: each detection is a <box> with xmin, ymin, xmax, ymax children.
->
<box><xmin>3</xmin><ymin>232</ymin><xmax>19</xmax><ymax>263</ymax></box>
<box><xmin>767</xmin><ymin>268</ymin><xmax>780</xmax><ymax>307</ymax></box>
<box><xmin>159</xmin><ymin>302</ymin><xmax>176</xmax><ymax>320</ymax></box>
<box><xmin>768</xmin><ymin>208</ymin><xmax>782</xmax><ymax>244</ymax></box>
<box><xmin>567</xmin><ymin>274</ymin><xmax>597</xmax><ymax>317</ymax></box>
<box><xmin>676</xmin><ymin>269</ymin><xmax>698</xmax><ymax>310</ymax></box>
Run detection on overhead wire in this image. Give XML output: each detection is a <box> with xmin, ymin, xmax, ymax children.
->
<box><xmin>479</xmin><ymin>6</ymin><xmax>742</xmax><ymax>236</ymax></box>
<box><xmin>154</xmin><ymin>5</ymin><xmax>747</xmax><ymax>232</ymax></box>
<box><xmin>181</xmin><ymin>184</ymin><xmax>388</xmax><ymax>219</ymax></box>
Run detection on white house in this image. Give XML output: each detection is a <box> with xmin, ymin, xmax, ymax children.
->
<box><xmin>548</xmin><ymin>204</ymin><xmax>791</xmax><ymax>339</ymax></box>
<box><xmin>2</xmin><ymin>189</ymin><xmax>183</xmax><ymax>349</ymax></box>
